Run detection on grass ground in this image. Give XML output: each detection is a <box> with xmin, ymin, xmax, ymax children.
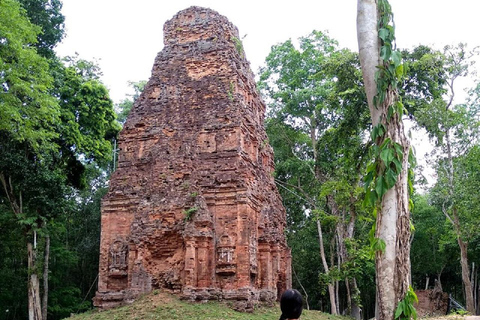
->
<box><xmin>67</xmin><ymin>290</ymin><xmax>476</xmax><ymax>320</ymax></box>
<box><xmin>68</xmin><ymin>290</ymin><xmax>346</xmax><ymax>320</ymax></box>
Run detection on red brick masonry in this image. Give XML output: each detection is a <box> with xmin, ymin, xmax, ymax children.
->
<box><xmin>94</xmin><ymin>6</ymin><xmax>291</xmax><ymax>311</ymax></box>
<box><xmin>415</xmin><ymin>290</ymin><xmax>448</xmax><ymax>317</ymax></box>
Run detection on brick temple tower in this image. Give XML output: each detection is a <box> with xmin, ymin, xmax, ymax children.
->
<box><xmin>94</xmin><ymin>6</ymin><xmax>291</xmax><ymax>310</ymax></box>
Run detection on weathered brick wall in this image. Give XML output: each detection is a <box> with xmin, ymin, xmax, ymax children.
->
<box><xmin>94</xmin><ymin>6</ymin><xmax>291</xmax><ymax>311</ymax></box>
<box><xmin>415</xmin><ymin>290</ymin><xmax>449</xmax><ymax>317</ymax></box>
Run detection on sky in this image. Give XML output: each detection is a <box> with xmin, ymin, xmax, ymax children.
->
<box><xmin>55</xmin><ymin>0</ymin><xmax>480</xmax><ymax>103</ymax></box>
<box><xmin>55</xmin><ymin>0</ymin><xmax>480</xmax><ymax>186</ymax></box>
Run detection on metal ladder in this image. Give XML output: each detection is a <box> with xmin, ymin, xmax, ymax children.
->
<box><xmin>449</xmin><ymin>294</ymin><xmax>466</xmax><ymax>312</ymax></box>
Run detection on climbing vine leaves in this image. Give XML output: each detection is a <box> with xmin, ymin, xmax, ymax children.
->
<box><xmin>363</xmin><ymin>0</ymin><xmax>414</xmax><ymax>209</ymax></box>
<box><xmin>395</xmin><ymin>286</ymin><xmax>419</xmax><ymax>320</ymax></box>
<box><xmin>360</xmin><ymin>0</ymin><xmax>417</xmax><ymax>318</ymax></box>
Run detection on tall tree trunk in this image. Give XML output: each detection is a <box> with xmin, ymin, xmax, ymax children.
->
<box><xmin>375</xmin><ymin>181</ymin><xmax>409</xmax><ymax>320</ymax></box>
<box><xmin>292</xmin><ymin>267</ymin><xmax>310</xmax><ymax>310</ymax></box>
<box><xmin>334</xmin><ymin>192</ymin><xmax>362</xmax><ymax>318</ymax></box>
<box><xmin>311</xmin><ymin>110</ymin><xmax>338</xmax><ymax>314</ymax></box>
<box><xmin>458</xmin><ymin>230</ymin><xmax>475</xmax><ymax>313</ymax></box>
<box><xmin>350</xmin><ymin>278</ymin><xmax>362</xmax><ymax>320</ymax></box>
<box><xmin>335</xmin><ymin>278</ymin><xmax>340</xmax><ymax>315</ymax></box>
<box><xmin>477</xmin><ymin>280</ymin><xmax>480</xmax><ymax>315</ymax></box>
<box><xmin>28</xmin><ymin>242</ymin><xmax>42</xmax><ymax>320</ymax></box>
<box><xmin>356</xmin><ymin>0</ymin><xmax>382</xmax><ymax>126</ymax></box>
<box><xmin>317</xmin><ymin>219</ymin><xmax>338</xmax><ymax>315</ymax></box>
<box><xmin>373</xmin><ymin>72</ymin><xmax>411</xmax><ymax>320</ymax></box>
<box><xmin>336</xmin><ymin>221</ymin><xmax>347</xmax><ymax>315</ymax></box>
<box><xmin>445</xmin><ymin>127</ymin><xmax>475</xmax><ymax>314</ymax></box>
<box><xmin>345</xmin><ymin>276</ymin><xmax>362</xmax><ymax>319</ymax></box>
<box><xmin>346</xmin><ymin>198</ymin><xmax>362</xmax><ymax>320</ymax></box>
<box><xmin>1</xmin><ymin>174</ymin><xmax>44</xmax><ymax>319</ymax></box>
<box><xmin>474</xmin><ymin>264</ymin><xmax>478</xmax><ymax>315</ymax></box>
<box><xmin>357</xmin><ymin>1</ymin><xmax>412</xmax><ymax>319</ymax></box>
<box><xmin>42</xmin><ymin>236</ymin><xmax>50</xmax><ymax>320</ymax></box>
<box><xmin>346</xmin><ymin>277</ymin><xmax>353</xmax><ymax>315</ymax></box>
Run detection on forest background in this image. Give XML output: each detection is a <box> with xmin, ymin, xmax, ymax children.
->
<box><xmin>1</xmin><ymin>0</ymin><xmax>480</xmax><ymax>319</ymax></box>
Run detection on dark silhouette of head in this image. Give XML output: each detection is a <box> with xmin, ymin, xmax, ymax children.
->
<box><xmin>279</xmin><ymin>289</ymin><xmax>303</xmax><ymax>320</ymax></box>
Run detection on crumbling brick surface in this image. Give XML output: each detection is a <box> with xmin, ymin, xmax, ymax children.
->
<box><xmin>415</xmin><ymin>290</ymin><xmax>449</xmax><ymax>317</ymax></box>
<box><xmin>94</xmin><ymin>6</ymin><xmax>291</xmax><ymax>310</ymax></box>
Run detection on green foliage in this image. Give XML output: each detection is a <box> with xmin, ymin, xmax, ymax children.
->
<box><xmin>413</xmin><ymin>43</ymin><xmax>479</xmax><ymax>303</ymax></box>
<box><xmin>228</xmin><ymin>81</ymin><xmax>235</xmax><ymax>101</ymax></box>
<box><xmin>454</xmin><ymin>146</ymin><xmax>480</xmax><ymax>229</ymax></box>
<box><xmin>183</xmin><ymin>206</ymin><xmax>198</xmax><ymax>221</ymax></box>
<box><xmin>364</xmin><ymin>136</ymin><xmax>408</xmax><ymax>206</ymax></box>
<box><xmin>410</xmin><ymin>194</ymin><xmax>449</xmax><ymax>279</ymax></box>
<box><xmin>56</xmin><ymin>172</ymin><xmax>108</xmax><ymax>317</ymax></box>
<box><xmin>260</xmin><ymin>31</ymin><xmax>370</xmax><ymax>182</ymax></box>
<box><xmin>343</xmin><ymin>238</ymin><xmax>376</xmax><ymax>293</ymax></box>
<box><xmin>400</xmin><ymin>45</ymin><xmax>447</xmax><ymax>115</ymax></box>
<box><xmin>0</xmin><ymin>0</ymin><xmax>120</xmax><ymax>318</ymax></box>
<box><xmin>47</xmin><ymin>179</ymin><xmax>107</xmax><ymax>319</ymax></box>
<box><xmin>408</xmin><ymin>192</ymin><xmax>472</xmax><ymax>300</ymax></box>
<box><xmin>288</xmin><ymin>219</ymin><xmax>324</xmax><ymax>305</ymax></box>
<box><xmin>363</xmin><ymin>0</ymin><xmax>415</xmax><ymax>213</ymax></box>
<box><xmin>0</xmin><ymin>206</ymin><xmax>28</xmax><ymax>319</ymax></box>
<box><xmin>0</xmin><ymin>0</ymin><xmax>60</xmax><ymax>151</ymax></box>
<box><xmin>0</xmin><ymin>137</ymin><xmax>68</xmax><ymax>221</ymax></box>
<box><xmin>0</xmin><ymin>163</ymin><xmax>108</xmax><ymax>319</ymax></box>
<box><xmin>260</xmin><ymin>30</ymin><xmax>372</xmax><ymax>312</ymax></box>
<box><xmin>17</xmin><ymin>0</ymin><xmax>65</xmax><ymax>58</ymax></box>
<box><xmin>431</xmin><ymin>145</ymin><xmax>480</xmax><ymax>242</ymax></box>
<box><xmin>367</xmin><ymin>223</ymin><xmax>386</xmax><ymax>258</ymax></box>
<box><xmin>232</xmin><ymin>36</ymin><xmax>244</xmax><ymax>58</ymax></box>
<box><xmin>115</xmin><ymin>80</ymin><xmax>147</xmax><ymax>124</ymax></box>
<box><xmin>449</xmin><ymin>308</ymin><xmax>470</xmax><ymax>316</ymax></box>
<box><xmin>414</xmin><ymin>45</ymin><xmax>479</xmax><ymax>152</ymax></box>
<box><xmin>375</xmin><ymin>0</ymin><xmax>407</xmax><ymax>106</ymax></box>
<box><xmin>56</xmin><ymin>56</ymin><xmax>121</xmax><ymax>166</ymax></box>
<box><xmin>394</xmin><ymin>286</ymin><xmax>418</xmax><ymax>320</ymax></box>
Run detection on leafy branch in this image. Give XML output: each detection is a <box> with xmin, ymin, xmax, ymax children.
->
<box><xmin>395</xmin><ymin>286</ymin><xmax>419</xmax><ymax>320</ymax></box>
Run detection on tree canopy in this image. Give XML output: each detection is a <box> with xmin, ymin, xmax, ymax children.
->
<box><xmin>0</xmin><ymin>1</ymin><xmax>119</xmax><ymax>319</ymax></box>
<box><xmin>0</xmin><ymin>0</ymin><xmax>59</xmax><ymax>150</ymax></box>
<box><xmin>1</xmin><ymin>0</ymin><xmax>480</xmax><ymax>318</ymax></box>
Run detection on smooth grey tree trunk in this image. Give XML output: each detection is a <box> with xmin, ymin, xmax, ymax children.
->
<box><xmin>28</xmin><ymin>242</ymin><xmax>42</xmax><ymax>320</ymax></box>
<box><xmin>444</xmin><ymin>128</ymin><xmax>475</xmax><ymax>314</ymax></box>
<box><xmin>357</xmin><ymin>1</ymin><xmax>412</xmax><ymax>319</ymax></box>
<box><xmin>42</xmin><ymin>236</ymin><xmax>50</xmax><ymax>320</ymax></box>
<box><xmin>317</xmin><ymin>219</ymin><xmax>338</xmax><ymax>315</ymax></box>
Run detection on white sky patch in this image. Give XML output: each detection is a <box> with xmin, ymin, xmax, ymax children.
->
<box><xmin>56</xmin><ymin>0</ymin><xmax>479</xmax><ymax>103</ymax></box>
<box><xmin>54</xmin><ymin>0</ymin><xmax>480</xmax><ymax>189</ymax></box>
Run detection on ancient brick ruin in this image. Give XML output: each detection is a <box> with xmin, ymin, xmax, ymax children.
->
<box><xmin>415</xmin><ymin>289</ymin><xmax>449</xmax><ymax>317</ymax></box>
<box><xmin>94</xmin><ymin>6</ymin><xmax>291</xmax><ymax>310</ymax></box>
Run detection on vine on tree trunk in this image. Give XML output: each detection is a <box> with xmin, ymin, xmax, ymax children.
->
<box><xmin>395</xmin><ymin>286</ymin><xmax>419</xmax><ymax>320</ymax></box>
<box><xmin>362</xmin><ymin>0</ymin><xmax>417</xmax><ymax>319</ymax></box>
<box><xmin>363</xmin><ymin>0</ymin><xmax>414</xmax><ymax>214</ymax></box>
